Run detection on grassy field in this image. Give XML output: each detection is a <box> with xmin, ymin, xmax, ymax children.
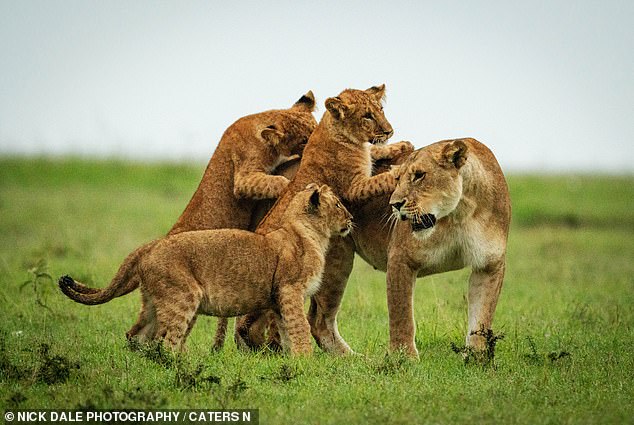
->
<box><xmin>1</xmin><ymin>157</ymin><xmax>633</xmax><ymax>424</ymax></box>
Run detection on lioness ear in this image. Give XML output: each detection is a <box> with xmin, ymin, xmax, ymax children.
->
<box><xmin>325</xmin><ymin>96</ymin><xmax>347</xmax><ymax>120</ymax></box>
<box><xmin>308</xmin><ymin>187</ymin><xmax>321</xmax><ymax>213</ymax></box>
<box><xmin>365</xmin><ymin>84</ymin><xmax>386</xmax><ymax>102</ymax></box>
<box><xmin>260</xmin><ymin>125</ymin><xmax>285</xmax><ymax>146</ymax></box>
<box><xmin>292</xmin><ymin>90</ymin><xmax>316</xmax><ymax>112</ymax></box>
<box><xmin>442</xmin><ymin>140</ymin><xmax>469</xmax><ymax>169</ymax></box>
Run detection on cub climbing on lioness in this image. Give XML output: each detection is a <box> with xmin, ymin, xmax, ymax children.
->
<box><xmin>235</xmin><ymin>84</ymin><xmax>414</xmax><ymax>351</ymax></box>
<box><xmin>62</xmin><ymin>92</ymin><xmax>317</xmax><ymax>326</ymax></box>
<box><xmin>60</xmin><ymin>184</ymin><xmax>353</xmax><ymax>355</ymax></box>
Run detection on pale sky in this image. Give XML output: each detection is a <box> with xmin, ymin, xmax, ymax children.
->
<box><xmin>1</xmin><ymin>1</ymin><xmax>632</xmax><ymax>171</ymax></box>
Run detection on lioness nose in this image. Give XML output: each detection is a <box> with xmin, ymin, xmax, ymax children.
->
<box><xmin>391</xmin><ymin>200</ymin><xmax>405</xmax><ymax>211</ymax></box>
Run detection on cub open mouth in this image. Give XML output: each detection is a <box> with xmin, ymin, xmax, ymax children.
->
<box><xmin>411</xmin><ymin>214</ymin><xmax>436</xmax><ymax>231</ymax></box>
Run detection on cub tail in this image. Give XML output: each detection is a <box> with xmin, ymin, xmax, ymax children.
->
<box><xmin>58</xmin><ymin>239</ymin><xmax>158</xmax><ymax>305</ymax></box>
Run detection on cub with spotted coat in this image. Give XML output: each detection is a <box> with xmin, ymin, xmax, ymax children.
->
<box><xmin>60</xmin><ymin>184</ymin><xmax>352</xmax><ymax>354</ymax></box>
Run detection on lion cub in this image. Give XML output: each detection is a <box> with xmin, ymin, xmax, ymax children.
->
<box><xmin>236</xmin><ymin>84</ymin><xmax>413</xmax><ymax>351</ymax></box>
<box><xmin>60</xmin><ymin>184</ymin><xmax>352</xmax><ymax>355</ymax></box>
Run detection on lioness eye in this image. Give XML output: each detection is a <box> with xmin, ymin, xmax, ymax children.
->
<box><xmin>413</xmin><ymin>171</ymin><xmax>426</xmax><ymax>182</ymax></box>
<box><xmin>336</xmin><ymin>203</ymin><xmax>341</xmax><ymax>209</ymax></box>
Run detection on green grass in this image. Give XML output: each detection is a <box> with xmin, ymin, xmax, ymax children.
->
<box><xmin>1</xmin><ymin>157</ymin><xmax>633</xmax><ymax>424</ymax></box>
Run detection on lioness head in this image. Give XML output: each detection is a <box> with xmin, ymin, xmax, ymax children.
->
<box><xmin>390</xmin><ymin>140</ymin><xmax>469</xmax><ymax>234</ymax></box>
<box><xmin>324</xmin><ymin>84</ymin><xmax>393</xmax><ymax>145</ymax></box>
<box><xmin>262</xmin><ymin>91</ymin><xmax>318</xmax><ymax>157</ymax></box>
<box><xmin>293</xmin><ymin>184</ymin><xmax>353</xmax><ymax>237</ymax></box>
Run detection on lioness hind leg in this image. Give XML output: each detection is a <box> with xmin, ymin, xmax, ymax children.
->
<box><xmin>466</xmin><ymin>260</ymin><xmax>505</xmax><ymax>351</ymax></box>
<box><xmin>307</xmin><ymin>237</ymin><xmax>355</xmax><ymax>355</ymax></box>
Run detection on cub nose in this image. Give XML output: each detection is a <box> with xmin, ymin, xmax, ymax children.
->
<box><xmin>391</xmin><ymin>200</ymin><xmax>405</xmax><ymax>211</ymax></box>
<box><xmin>383</xmin><ymin>129</ymin><xmax>394</xmax><ymax>138</ymax></box>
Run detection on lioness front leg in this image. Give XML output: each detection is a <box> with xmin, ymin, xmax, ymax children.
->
<box><xmin>307</xmin><ymin>237</ymin><xmax>355</xmax><ymax>355</ymax></box>
<box><xmin>466</xmin><ymin>260</ymin><xmax>505</xmax><ymax>351</ymax></box>
<box><xmin>278</xmin><ymin>285</ymin><xmax>312</xmax><ymax>355</ymax></box>
<box><xmin>386</xmin><ymin>258</ymin><xmax>418</xmax><ymax>357</ymax></box>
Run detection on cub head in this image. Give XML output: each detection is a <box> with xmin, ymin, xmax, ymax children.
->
<box><xmin>261</xmin><ymin>90</ymin><xmax>318</xmax><ymax>157</ymax></box>
<box><xmin>298</xmin><ymin>184</ymin><xmax>353</xmax><ymax>237</ymax></box>
<box><xmin>324</xmin><ymin>84</ymin><xmax>393</xmax><ymax>145</ymax></box>
<box><xmin>389</xmin><ymin>139</ymin><xmax>469</xmax><ymax>234</ymax></box>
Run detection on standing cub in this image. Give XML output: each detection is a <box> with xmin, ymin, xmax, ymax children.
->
<box><xmin>59</xmin><ymin>184</ymin><xmax>352</xmax><ymax>355</ymax></box>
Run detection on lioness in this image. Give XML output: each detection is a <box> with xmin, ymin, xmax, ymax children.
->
<box><xmin>63</xmin><ymin>91</ymin><xmax>317</xmax><ymax>349</ymax></box>
<box><xmin>360</xmin><ymin>138</ymin><xmax>510</xmax><ymax>355</ymax></box>
<box><xmin>235</xmin><ymin>84</ymin><xmax>414</xmax><ymax>351</ymax></box>
<box><xmin>240</xmin><ymin>138</ymin><xmax>511</xmax><ymax>357</ymax></box>
<box><xmin>59</xmin><ymin>184</ymin><xmax>353</xmax><ymax>354</ymax></box>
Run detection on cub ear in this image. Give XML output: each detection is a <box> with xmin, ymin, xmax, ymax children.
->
<box><xmin>441</xmin><ymin>139</ymin><xmax>469</xmax><ymax>169</ymax></box>
<box><xmin>365</xmin><ymin>84</ymin><xmax>386</xmax><ymax>101</ymax></box>
<box><xmin>260</xmin><ymin>125</ymin><xmax>285</xmax><ymax>146</ymax></box>
<box><xmin>292</xmin><ymin>90</ymin><xmax>316</xmax><ymax>112</ymax></box>
<box><xmin>308</xmin><ymin>187</ymin><xmax>321</xmax><ymax>213</ymax></box>
<box><xmin>325</xmin><ymin>96</ymin><xmax>347</xmax><ymax>120</ymax></box>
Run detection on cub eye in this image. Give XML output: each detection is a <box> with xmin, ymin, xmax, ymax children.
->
<box><xmin>335</xmin><ymin>203</ymin><xmax>341</xmax><ymax>209</ymax></box>
<box><xmin>394</xmin><ymin>175</ymin><xmax>400</xmax><ymax>181</ymax></box>
<box><xmin>363</xmin><ymin>112</ymin><xmax>374</xmax><ymax>120</ymax></box>
<box><xmin>412</xmin><ymin>171</ymin><xmax>426</xmax><ymax>182</ymax></box>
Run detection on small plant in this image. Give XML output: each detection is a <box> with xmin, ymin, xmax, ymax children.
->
<box><xmin>524</xmin><ymin>336</ymin><xmax>571</xmax><ymax>365</ymax></box>
<box><xmin>451</xmin><ymin>327</ymin><xmax>505</xmax><ymax>369</ymax></box>
<box><xmin>212</xmin><ymin>376</ymin><xmax>249</xmax><ymax>409</ymax></box>
<box><xmin>0</xmin><ymin>333</ymin><xmax>79</xmax><ymax>385</ymax></box>
<box><xmin>20</xmin><ymin>259</ymin><xmax>54</xmax><ymax>311</ymax></box>
<box><xmin>175</xmin><ymin>364</ymin><xmax>221</xmax><ymax>390</ymax></box>
<box><xmin>127</xmin><ymin>339</ymin><xmax>176</xmax><ymax>369</ymax></box>
<box><xmin>274</xmin><ymin>363</ymin><xmax>299</xmax><ymax>383</ymax></box>
<box><xmin>34</xmin><ymin>343</ymin><xmax>80</xmax><ymax>385</ymax></box>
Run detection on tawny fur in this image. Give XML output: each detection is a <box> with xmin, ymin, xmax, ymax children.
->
<box><xmin>62</xmin><ymin>92</ymin><xmax>317</xmax><ymax>347</ymax></box>
<box><xmin>239</xmin><ymin>138</ymin><xmax>511</xmax><ymax>358</ymax></box>
<box><xmin>235</xmin><ymin>84</ymin><xmax>415</xmax><ymax>352</ymax></box>
<box><xmin>60</xmin><ymin>185</ymin><xmax>353</xmax><ymax>355</ymax></box>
